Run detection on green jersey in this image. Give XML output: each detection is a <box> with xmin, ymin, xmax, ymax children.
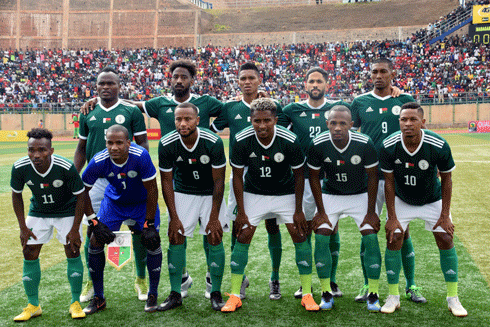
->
<box><xmin>379</xmin><ymin>130</ymin><xmax>455</xmax><ymax>206</ymax></box>
<box><xmin>307</xmin><ymin>131</ymin><xmax>378</xmax><ymax>195</ymax></box>
<box><xmin>10</xmin><ymin>155</ymin><xmax>85</xmax><ymax>218</ymax></box>
<box><xmin>144</xmin><ymin>94</ymin><xmax>223</xmax><ymax>136</ymax></box>
<box><xmin>231</xmin><ymin>125</ymin><xmax>305</xmax><ymax>196</ymax></box>
<box><xmin>351</xmin><ymin>91</ymin><xmax>415</xmax><ymax>152</ymax></box>
<box><xmin>211</xmin><ymin>99</ymin><xmax>288</xmax><ymax>157</ymax></box>
<box><xmin>158</xmin><ymin>127</ymin><xmax>226</xmax><ymax>196</ymax></box>
<box><xmin>79</xmin><ymin>99</ymin><xmax>147</xmax><ymax>162</ymax></box>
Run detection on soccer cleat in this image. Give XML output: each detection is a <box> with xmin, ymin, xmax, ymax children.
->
<box><xmin>240</xmin><ymin>275</ymin><xmax>250</xmax><ymax>300</ymax></box>
<box><xmin>319</xmin><ymin>292</ymin><xmax>334</xmax><ymax>310</ymax></box>
<box><xmin>181</xmin><ymin>273</ymin><xmax>193</xmax><ymax>298</ymax></box>
<box><xmin>381</xmin><ymin>295</ymin><xmax>400</xmax><ymax>314</ymax></box>
<box><xmin>405</xmin><ymin>286</ymin><xmax>427</xmax><ymax>303</ymax></box>
<box><xmin>301</xmin><ymin>293</ymin><xmax>320</xmax><ymax>311</ymax></box>
<box><xmin>69</xmin><ymin>301</ymin><xmax>86</xmax><ymax>319</ymax></box>
<box><xmin>330</xmin><ymin>282</ymin><xmax>343</xmax><ymax>297</ymax></box>
<box><xmin>145</xmin><ymin>294</ymin><xmax>158</xmax><ymax>313</ymax></box>
<box><xmin>83</xmin><ymin>296</ymin><xmax>106</xmax><ymax>315</ymax></box>
<box><xmin>221</xmin><ymin>294</ymin><xmax>242</xmax><ymax>312</ymax></box>
<box><xmin>210</xmin><ymin>291</ymin><xmax>225</xmax><ymax>311</ymax></box>
<box><xmin>205</xmin><ymin>272</ymin><xmax>212</xmax><ymax>299</ymax></box>
<box><xmin>447</xmin><ymin>296</ymin><xmax>468</xmax><ymax>317</ymax></box>
<box><xmin>269</xmin><ymin>280</ymin><xmax>281</xmax><ymax>300</ymax></box>
<box><xmin>354</xmin><ymin>284</ymin><xmax>369</xmax><ymax>302</ymax></box>
<box><xmin>367</xmin><ymin>292</ymin><xmax>381</xmax><ymax>312</ymax></box>
<box><xmin>135</xmin><ymin>277</ymin><xmax>148</xmax><ymax>301</ymax></box>
<box><xmin>13</xmin><ymin>304</ymin><xmax>42</xmax><ymax>322</ymax></box>
<box><xmin>294</xmin><ymin>286</ymin><xmax>313</xmax><ymax>299</ymax></box>
<box><xmin>80</xmin><ymin>280</ymin><xmax>94</xmax><ymax>303</ymax></box>
<box><xmin>157</xmin><ymin>291</ymin><xmax>182</xmax><ymax>312</ymax></box>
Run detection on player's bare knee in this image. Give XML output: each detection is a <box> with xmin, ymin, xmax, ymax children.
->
<box><xmin>169</xmin><ymin>234</ymin><xmax>186</xmax><ymax>245</ymax></box>
<box><xmin>22</xmin><ymin>245</ymin><xmax>41</xmax><ymax>261</ymax></box>
<box><xmin>315</xmin><ymin>227</ymin><xmax>332</xmax><ymax>236</ymax></box>
<box><xmin>64</xmin><ymin>245</ymin><xmax>80</xmax><ymax>258</ymax></box>
<box><xmin>360</xmin><ymin>229</ymin><xmax>377</xmax><ymax>237</ymax></box>
<box><xmin>403</xmin><ymin>225</ymin><xmax>410</xmax><ymax>240</ymax></box>
<box><xmin>285</xmin><ymin>224</ymin><xmax>306</xmax><ymax>243</ymax></box>
<box><xmin>237</xmin><ymin>227</ymin><xmax>255</xmax><ymax>244</ymax></box>
<box><xmin>207</xmin><ymin>233</ymin><xmax>222</xmax><ymax>246</ymax></box>
<box><xmin>387</xmin><ymin>233</ymin><xmax>403</xmax><ymax>251</ymax></box>
<box><xmin>265</xmin><ymin>218</ymin><xmax>280</xmax><ymax>234</ymax></box>
<box><xmin>433</xmin><ymin>232</ymin><xmax>454</xmax><ymax>250</ymax></box>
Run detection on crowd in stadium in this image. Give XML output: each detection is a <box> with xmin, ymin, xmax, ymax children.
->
<box><xmin>0</xmin><ymin>33</ymin><xmax>489</xmax><ymax>111</ymax></box>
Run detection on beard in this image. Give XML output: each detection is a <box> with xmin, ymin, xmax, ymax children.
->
<box><xmin>307</xmin><ymin>88</ymin><xmax>325</xmax><ymax>101</ymax></box>
<box><xmin>173</xmin><ymin>85</ymin><xmax>190</xmax><ymax>98</ymax></box>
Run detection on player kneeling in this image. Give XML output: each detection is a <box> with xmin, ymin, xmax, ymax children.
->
<box><xmin>222</xmin><ymin>98</ymin><xmax>318</xmax><ymax>312</ymax></box>
<box><xmin>379</xmin><ymin>102</ymin><xmax>467</xmax><ymax>317</ymax></box>
<box><xmin>81</xmin><ymin>125</ymin><xmax>162</xmax><ymax>314</ymax></box>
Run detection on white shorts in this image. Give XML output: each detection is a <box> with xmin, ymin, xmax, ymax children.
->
<box><xmin>376</xmin><ymin>179</ymin><xmax>385</xmax><ymax>217</ymax></box>
<box><xmin>225</xmin><ymin>168</ymin><xmax>247</xmax><ymax>222</ymax></box>
<box><xmin>171</xmin><ymin>192</ymin><xmax>230</xmax><ymax>237</ymax></box>
<box><xmin>26</xmin><ymin>216</ymin><xmax>83</xmax><ymax>245</ymax></box>
<box><xmin>304</xmin><ymin>178</ymin><xmax>317</xmax><ymax>221</ymax></box>
<box><xmin>243</xmin><ymin>192</ymin><xmax>296</xmax><ymax>227</ymax></box>
<box><xmin>317</xmin><ymin>193</ymin><xmax>373</xmax><ymax>232</ymax></box>
<box><xmin>393</xmin><ymin>197</ymin><xmax>450</xmax><ymax>233</ymax></box>
<box><xmin>83</xmin><ymin>178</ymin><xmax>109</xmax><ymax>225</ymax></box>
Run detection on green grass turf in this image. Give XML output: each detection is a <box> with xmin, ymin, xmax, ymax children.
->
<box><xmin>0</xmin><ymin>135</ymin><xmax>489</xmax><ymax>326</ymax></box>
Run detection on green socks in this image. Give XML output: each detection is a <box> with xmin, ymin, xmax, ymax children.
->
<box><xmin>360</xmin><ymin>242</ymin><xmax>369</xmax><ymax>285</ymax></box>
<box><xmin>67</xmin><ymin>256</ymin><xmax>84</xmax><ymax>304</ymax></box>
<box><xmin>23</xmin><ymin>259</ymin><xmax>41</xmax><ymax>306</ymax></box>
<box><xmin>168</xmin><ymin>243</ymin><xmax>186</xmax><ymax>293</ymax></box>
<box><xmin>294</xmin><ymin>240</ymin><xmax>313</xmax><ymax>275</ymax></box>
<box><xmin>362</xmin><ymin>234</ymin><xmax>382</xmax><ymax>280</ymax></box>
<box><xmin>203</xmin><ymin>235</ymin><xmax>210</xmax><ymax>268</ymax></box>
<box><xmin>230</xmin><ymin>242</ymin><xmax>250</xmax><ymax>275</ymax></box>
<box><xmin>314</xmin><ymin>234</ymin><xmax>331</xmax><ymax>279</ymax></box>
<box><xmin>209</xmin><ymin>243</ymin><xmax>225</xmax><ymax>293</ymax></box>
<box><xmin>132</xmin><ymin>233</ymin><xmax>147</xmax><ymax>279</ymax></box>
<box><xmin>440</xmin><ymin>247</ymin><xmax>458</xmax><ymax>283</ymax></box>
<box><xmin>401</xmin><ymin>236</ymin><xmax>416</xmax><ymax>288</ymax></box>
<box><xmin>268</xmin><ymin>231</ymin><xmax>282</xmax><ymax>281</ymax></box>
<box><xmin>329</xmin><ymin>232</ymin><xmax>340</xmax><ymax>283</ymax></box>
<box><xmin>385</xmin><ymin>248</ymin><xmax>402</xmax><ymax>294</ymax></box>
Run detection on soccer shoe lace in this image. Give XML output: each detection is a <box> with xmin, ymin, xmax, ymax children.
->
<box><xmin>13</xmin><ymin>304</ymin><xmax>42</xmax><ymax>322</ymax></box>
<box><xmin>145</xmin><ymin>294</ymin><xmax>158</xmax><ymax>313</ymax></box>
<box><xmin>301</xmin><ymin>293</ymin><xmax>320</xmax><ymax>311</ymax></box>
<box><xmin>367</xmin><ymin>292</ymin><xmax>381</xmax><ymax>312</ymax></box>
<box><xmin>447</xmin><ymin>296</ymin><xmax>468</xmax><ymax>317</ymax></box>
<box><xmin>380</xmin><ymin>295</ymin><xmax>400</xmax><ymax>314</ymax></box>
<box><xmin>221</xmin><ymin>293</ymin><xmax>242</xmax><ymax>312</ymax></box>
<box><xmin>240</xmin><ymin>275</ymin><xmax>250</xmax><ymax>300</ymax></box>
<box><xmin>405</xmin><ymin>286</ymin><xmax>427</xmax><ymax>303</ymax></box>
<box><xmin>269</xmin><ymin>280</ymin><xmax>281</xmax><ymax>300</ymax></box>
<box><xmin>319</xmin><ymin>292</ymin><xmax>334</xmax><ymax>310</ymax></box>
<box><xmin>135</xmin><ymin>277</ymin><xmax>148</xmax><ymax>301</ymax></box>
<box><xmin>205</xmin><ymin>272</ymin><xmax>212</xmax><ymax>299</ymax></box>
<box><xmin>181</xmin><ymin>274</ymin><xmax>193</xmax><ymax>298</ymax></box>
<box><xmin>80</xmin><ymin>280</ymin><xmax>94</xmax><ymax>303</ymax></box>
<box><xmin>354</xmin><ymin>284</ymin><xmax>369</xmax><ymax>302</ymax></box>
<box><xmin>330</xmin><ymin>282</ymin><xmax>343</xmax><ymax>297</ymax></box>
<box><xmin>69</xmin><ymin>301</ymin><xmax>86</xmax><ymax>319</ymax></box>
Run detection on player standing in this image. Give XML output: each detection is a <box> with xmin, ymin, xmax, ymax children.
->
<box><xmin>221</xmin><ymin>98</ymin><xmax>318</xmax><ymax>312</ymax></box>
<box><xmin>11</xmin><ymin>128</ymin><xmax>86</xmax><ymax>321</ymax></box>
<box><xmin>158</xmin><ymin>103</ymin><xmax>227</xmax><ymax>311</ymax></box>
<box><xmin>351</xmin><ymin>58</ymin><xmax>425</xmax><ymax>303</ymax></box>
<box><xmin>283</xmin><ymin>67</ymin><xmax>351</xmax><ymax>299</ymax></box>
<box><xmin>74</xmin><ymin>67</ymin><xmax>150</xmax><ymax>303</ymax></box>
<box><xmin>379</xmin><ymin>102</ymin><xmax>467</xmax><ymax>317</ymax></box>
<box><xmin>307</xmin><ymin>105</ymin><xmax>382</xmax><ymax>311</ymax></box>
<box><xmin>211</xmin><ymin>62</ymin><xmax>289</xmax><ymax>300</ymax></box>
<box><xmin>81</xmin><ymin>125</ymin><xmax>162</xmax><ymax>314</ymax></box>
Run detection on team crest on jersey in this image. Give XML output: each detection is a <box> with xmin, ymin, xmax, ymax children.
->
<box><xmin>200</xmin><ymin>155</ymin><xmax>210</xmax><ymax>164</ymax></box>
<box><xmin>351</xmin><ymin>155</ymin><xmax>361</xmax><ymax>165</ymax></box>
<box><xmin>127</xmin><ymin>170</ymin><xmax>138</xmax><ymax>178</ymax></box>
<box><xmin>392</xmin><ymin>106</ymin><xmax>401</xmax><ymax>115</ymax></box>
<box><xmin>274</xmin><ymin>152</ymin><xmax>285</xmax><ymax>163</ymax></box>
<box><xmin>115</xmin><ymin>115</ymin><xmax>125</xmax><ymax>124</ymax></box>
<box><xmin>324</xmin><ymin>111</ymin><xmax>329</xmax><ymax>119</ymax></box>
<box><xmin>53</xmin><ymin>179</ymin><xmax>64</xmax><ymax>188</ymax></box>
<box><xmin>418</xmin><ymin>160</ymin><xmax>429</xmax><ymax>170</ymax></box>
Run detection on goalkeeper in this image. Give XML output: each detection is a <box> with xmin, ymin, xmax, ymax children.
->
<box><xmin>81</xmin><ymin>125</ymin><xmax>162</xmax><ymax>314</ymax></box>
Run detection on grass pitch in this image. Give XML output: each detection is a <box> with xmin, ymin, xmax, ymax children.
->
<box><xmin>0</xmin><ymin>133</ymin><xmax>489</xmax><ymax>326</ymax></box>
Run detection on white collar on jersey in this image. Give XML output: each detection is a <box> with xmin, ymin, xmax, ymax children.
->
<box><xmin>369</xmin><ymin>90</ymin><xmax>392</xmax><ymax>101</ymax></box>
<box><xmin>99</xmin><ymin>99</ymin><xmax>122</xmax><ymax>112</ymax></box>
<box><xmin>306</xmin><ymin>98</ymin><xmax>326</xmax><ymax>109</ymax></box>
<box><xmin>178</xmin><ymin>127</ymin><xmax>200</xmax><ymax>152</ymax></box>
<box><xmin>329</xmin><ymin>130</ymin><xmax>352</xmax><ymax>153</ymax></box>
<box><xmin>401</xmin><ymin>129</ymin><xmax>425</xmax><ymax>156</ymax></box>
<box><xmin>172</xmin><ymin>94</ymin><xmax>195</xmax><ymax>104</ymax></box>
<box><xmin>30</xmin><ymin>155</ymin><xmax>55</xmax><ymax>177</ymax></box>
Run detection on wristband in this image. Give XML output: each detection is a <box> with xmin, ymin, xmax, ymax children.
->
<box><xmin>87</xmin><ymin>213</ymin><xmax>96</xmax><ymax>220</ymax></box>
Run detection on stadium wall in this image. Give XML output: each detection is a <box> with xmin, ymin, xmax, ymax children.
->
<box><xmin>1</xmin><ymin>103</ymin><xmax>489</xmax><ymax>134</ymax></box>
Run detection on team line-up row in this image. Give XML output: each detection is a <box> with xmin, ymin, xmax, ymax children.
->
<box><xmin>11</xmin><ymin>59</ymin><xmax>467</xmax><ymax>321</ymax></box>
